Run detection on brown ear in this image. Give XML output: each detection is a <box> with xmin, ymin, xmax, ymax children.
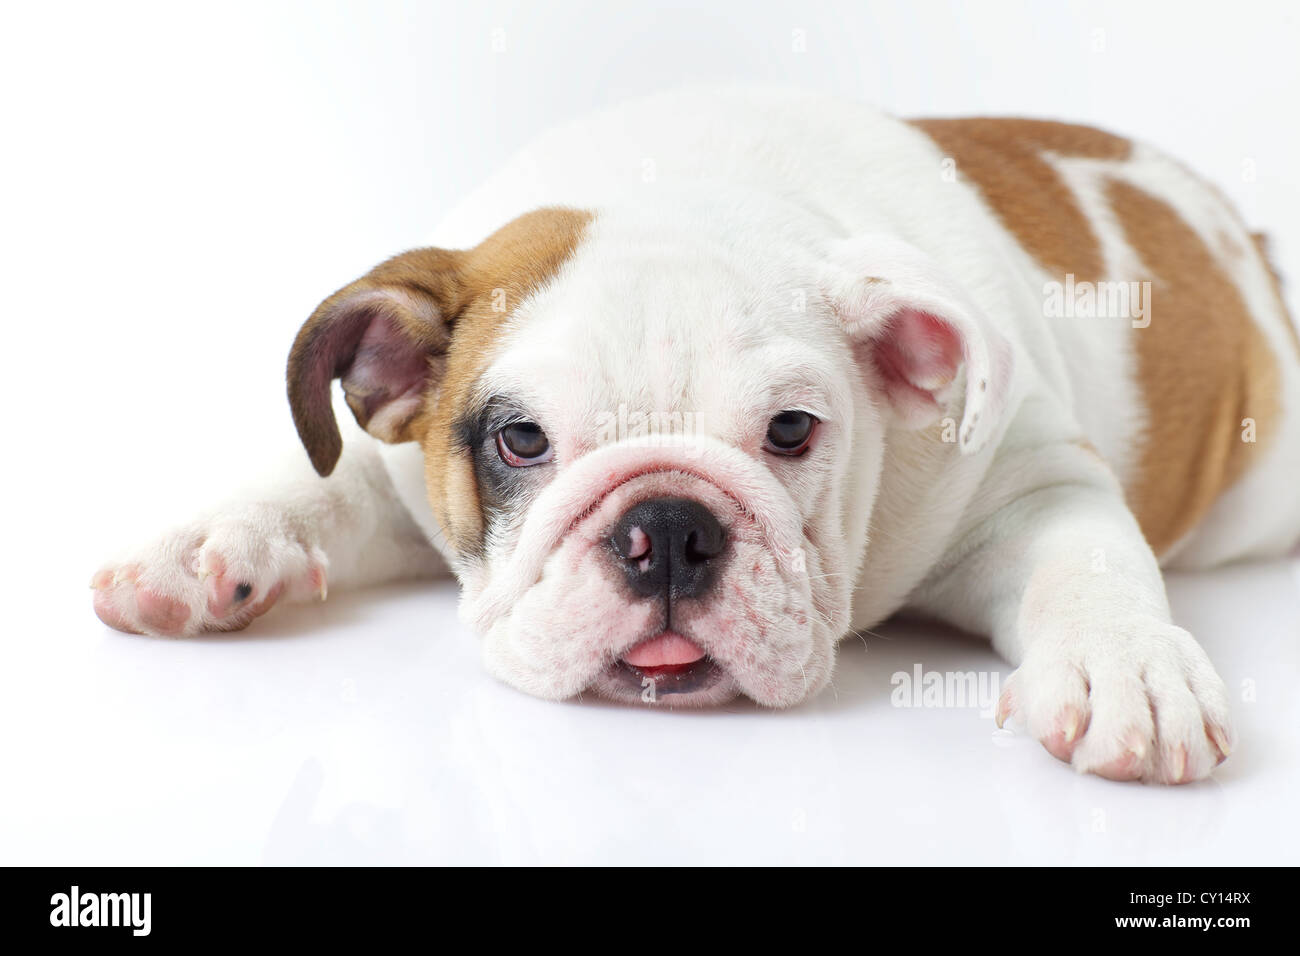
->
<box><xmin>287</xmin><ymin>248</ymin><xmax>464</xmax><ymax>476</ymax></box>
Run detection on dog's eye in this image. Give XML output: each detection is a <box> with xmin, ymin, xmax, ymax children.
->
<box><xmin>764</xmin><ymin>410</ymin><xmax>817</xmax><ymax>456</ymax></box>
<box><xmin>496</xmin><ymin>421</ymin><xmax>553</xmax><ymax>467</ymax></box>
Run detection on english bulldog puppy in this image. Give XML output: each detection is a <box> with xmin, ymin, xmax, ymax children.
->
<box><xmin>92</xmin><ymin>89</ymin><xmax>1300</xmax><ymax>783</ymax></box>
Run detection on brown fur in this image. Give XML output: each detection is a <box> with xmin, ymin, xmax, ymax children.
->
<box><xmin>288</xmin><ymin>248</ymin><xmax>459</xmax><ymax>471</ymax></box>
<box><xmin>1106</xmin><ymin>180</ymin><xmax>1279</xmax><ymax>554</ymax></box>
<box><xmin>288</xmin><ymin>206</ymin><xmax>593</xmax><ymax>555</ymax></box>
<box><xmin>908</xmin><ymin>118</ymin><xmax>1131</xmax><ymax>278</ymax></box>
<box><xmin>418</xmin><ymin>208</ymin><xmax>594</xmax><ymax>554</ymax></box>
<box><xmin>908</xmin><ymin>117</ymin><xmax>1282</xmax><ymax>557</ymax></box>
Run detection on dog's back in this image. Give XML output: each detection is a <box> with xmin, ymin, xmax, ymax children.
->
<box><xmin>907</xmin><ymin>116</ymin><xmax>1300</xmax><ymax>567</ymax></box>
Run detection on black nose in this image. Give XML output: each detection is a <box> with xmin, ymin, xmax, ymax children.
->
<box><xmin>609</xmin><ymin>497</ymin><xmax>727</xmax><ymax>599</ymax></box>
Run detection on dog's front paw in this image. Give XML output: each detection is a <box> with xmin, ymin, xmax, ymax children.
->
<box><xmin>91</xmin><ymin>510</ymin><xmax>328</xmax><ymax>636</ymax></box>
<box><xmin>996</xmin><ymin>619</ymin><xmax>1233</xmax><ymax>784</ymax></box>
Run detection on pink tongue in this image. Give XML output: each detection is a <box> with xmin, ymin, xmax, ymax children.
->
<box><xmin>623</xmin><ymin>632</ymin><xmax>707</xmax><ymax>668</ymax></box>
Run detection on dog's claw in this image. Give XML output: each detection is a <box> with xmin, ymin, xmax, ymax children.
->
<box><xmin>1169</xmin><ymin>743</ymin><xmax>1188</xmax><ymax>783</ymax></box>
<box><xmin>1208</xmin><ymin>723</ymin><xmax>1232</xmax><ymax>762</ymax></box>
<box><xmin>994</xmin><ymin>688</ymin><xmax>1013</xmax><ymax>729</ymax></box>
<box><xmin>309</xmin><ymin>565</ymin><xmax>328</xmax><ymax>602</ymax></box>
<box><xmin>1062</xmin><ymin>708</ymin><xmax>1081</xmax><ymax>744</ymax></box>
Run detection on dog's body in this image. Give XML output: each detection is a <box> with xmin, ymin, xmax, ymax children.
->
<box><xmin>93</xmin><ymin>89</ymin><xmax>1300</xmax><ymax>783</ymax></box>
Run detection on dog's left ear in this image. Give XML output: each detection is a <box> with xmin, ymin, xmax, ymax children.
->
<box><xmin>287</xmin><ymin>248</ymin><xmax>464</xmax><ymax>477</ymax></box>
<box><xmin>821</xmin><ymin>234</ymin><xmax>1015</xmax><ymax>454</ymax></box>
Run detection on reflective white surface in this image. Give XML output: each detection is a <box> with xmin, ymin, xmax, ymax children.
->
<box><xmin>4</xmin><ymin>562</ymin><xmax>1297</xmax><ymax>865</ymax></box>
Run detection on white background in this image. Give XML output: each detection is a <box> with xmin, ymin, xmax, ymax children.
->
<box><xmin>2</xmin><ymin>0</ymin><xmax>1298</xmax><ymax>864</ymax></box>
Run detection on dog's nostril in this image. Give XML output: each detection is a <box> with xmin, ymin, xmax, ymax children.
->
<box><xmin>625</xmin><ymin>526</ymin><xmax>650</xmax><ymax>560</ymax></box>
<box><xmin>611</xmin><ymin>524</ymin><xmax>651</xmax><ymax>561</ymax></box>
<box><xmin>684</xmin><ymin>528</ymin><xmax>724</xmax><ymax>563</ymax></box>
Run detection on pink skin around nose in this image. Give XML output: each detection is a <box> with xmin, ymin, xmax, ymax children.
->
<box><xmin>623</xmin><ymin>632</ymin><xmax>707</xmax><ymax>667</ymax></box>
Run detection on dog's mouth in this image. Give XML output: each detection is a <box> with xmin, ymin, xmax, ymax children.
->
<box><xmin>604</xmin><ymin>631</ymin><xmax>729</xmax><ymax>702</ymax></box>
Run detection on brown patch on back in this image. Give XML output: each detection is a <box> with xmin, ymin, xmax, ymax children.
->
<box><xmin>417</xmin><ymin>207</ymin><xmax>594</xmax><ymax>556</ymax></box>
<box><xmin>909</xmin><ymin>117</ymin><xmax>1284</xmax><ymax>557</ymax></box>
<box><xmin>1106</xmin><ymin>180</ymin><xmax>1279</xmax><ymax>555</ymax></box>
<box><xmin>908</xmin><ymin>118</ymin><xmax>1131</xmax><ymax>278</ymax></box>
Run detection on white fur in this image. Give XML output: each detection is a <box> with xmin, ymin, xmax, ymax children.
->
<box><xmin>96</xmin><ymin>89</ymin><xmax>1300</xmax><ymax>783</ymax></box>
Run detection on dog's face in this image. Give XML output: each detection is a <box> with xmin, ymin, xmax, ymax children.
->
<box><xmin>288</xmin><ymin>207</ymin><xmax>1011</xmax><ymax>707</ymax></box>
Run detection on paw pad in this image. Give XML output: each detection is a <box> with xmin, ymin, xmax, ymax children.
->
<box><xmin>91</xmin><ymin>519</ymin><xmax>327</xmax><ymax>637</ymax></box>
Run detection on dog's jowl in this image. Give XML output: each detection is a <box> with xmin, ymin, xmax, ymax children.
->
<box><xmin>92</xmin><ymin>89</ymin><xmax>1300</xmax><ymax>784</ymax></box>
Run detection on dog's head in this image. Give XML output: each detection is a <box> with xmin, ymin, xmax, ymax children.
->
<box><xmin>287</xmin><ymin>205</ymin><xmax>1012</xmax><ymax>707</ymax></box>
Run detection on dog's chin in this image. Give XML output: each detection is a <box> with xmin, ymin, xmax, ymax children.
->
<box><xmin>588</xmin><ymin>657</ymin><xmax>742</xmax><ymax>708</ymax></box>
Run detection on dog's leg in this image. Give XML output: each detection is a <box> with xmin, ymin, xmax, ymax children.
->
<box><xmin>91</xmin><ymin>436</ymin><xmax>445</xmax><ymax>636</ymax></box>
<box><xmin>909</xmin><ymin>444</ymin><xmax>1233</xmax><ymax>783</ymax></box>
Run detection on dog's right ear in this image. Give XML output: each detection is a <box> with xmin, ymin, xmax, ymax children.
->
<box><xmin>287</xmin><ymin>248</ymin><xmax>466</xmax><ymax>476</ymax></box>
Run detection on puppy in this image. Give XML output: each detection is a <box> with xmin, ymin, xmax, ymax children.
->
<box><xmin>92</xmin><ymin>89</ymin><xmax>1300</xmax><ymax>783</ymax></box>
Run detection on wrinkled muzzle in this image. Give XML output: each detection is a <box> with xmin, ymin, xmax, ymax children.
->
<box><xmin>459</xmin><ymin>436</ymin><xmax>847</xmax><ymax>707</ymax></box>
